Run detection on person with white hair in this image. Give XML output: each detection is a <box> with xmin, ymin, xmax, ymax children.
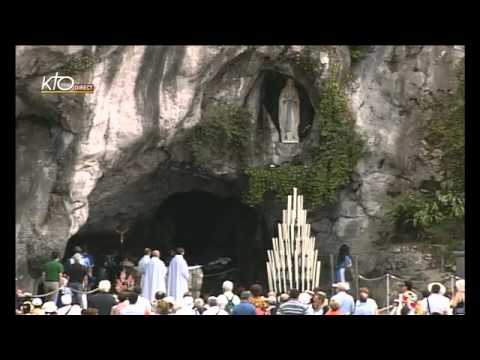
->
<box><xmin>66</xmin><ymin>253</ymin><xmax>88</xmax><ymax>306</ymax></box>
<box><xmin>88</xmin><ymin>280</ymin><xmax>117</xmax><ymax>315</ymax></box>
<box><xmin>142</xmin><ymin>250</ymin><xmax>167</xmax><ymax>303</ymax></box>
<box><xmin>330</xmin><ymin>282</ymin><xmax>355</xmax><ymax>315</ymax></box>
<box><xmin>175</xmin><ymin>296</ymin><xmax>196</xmax><ymax>315</ymax></box>
<box><xmin>217</xmin><ymin>280</ymin><xmax>240</xmax><ymax>314</ymax></box>
<box><xmin>57</xmin><ymin>294</ymin><xmax>82</xmax><ymax>315</ymax></box>
<box><xmin>202</xmin><ymin>296</ymin><xmax>229</xmax><ymax>315</ymax></box>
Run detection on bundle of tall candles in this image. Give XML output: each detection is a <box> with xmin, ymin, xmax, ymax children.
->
<box><xmin>266</xmin><ymin>187</ymin><xmax>321</xmax><ymax>293</ymax></box>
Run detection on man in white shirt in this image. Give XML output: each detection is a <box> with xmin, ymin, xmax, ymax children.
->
<box><xmin>133</xmin><ymin>285</ymin><xmax>152</xmax><ymax>315</ymax></box>
<box><xmin>57</xmin><ymin>294</ymin><xmax>82</xmax><ymax>315</ymax></box>
<box><xmin>138</xmin><ymin>248</ymin><xmax>151</xmax><ymax>290</ymax></box>
<box><xmin>120</xmin><ymin>292</ymin><xmax>149</xmax><ymax>315</ymax></box>
<box><xmin>426</xmin><ymin>283</ymin><xmax>450</xmax><ymax>315</ymax></box>
<box><xmin>202</xmin><ymin>296</ymin><xmax>229</xmax><ymax>315</ymax></box>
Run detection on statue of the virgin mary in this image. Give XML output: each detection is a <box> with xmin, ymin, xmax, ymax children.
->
<box><xmin>278</xmin><ymin>78</ymin><xmax>300</xmax><ymax>143</ymax></box>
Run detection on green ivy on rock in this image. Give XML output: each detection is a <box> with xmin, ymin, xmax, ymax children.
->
<box><xmin>60</xmin><ymin>54</ymin><xmax>97</xmax><ymax>76</ymax></box>
<box><xmin>385</xmin><ymin>58</ymin><xmax>464</xmax><ymax>247</ymax></box>
<box><xmin>187</xmin><ymin>103</ymin><xmax>254</xmax><ymax>167</ymax></box>
<box><xmin>242</xmin><ymin>65</ymin><xmax>365</xmax><ymax>208</ymax></box>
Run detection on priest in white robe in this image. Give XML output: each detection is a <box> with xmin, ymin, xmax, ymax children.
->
<box><xmin>167</xmin><ymin>248</ymin><xmax>190</xmax><ymax>302</ymax></box>
<box><xmin>138</xmin><ymin>248</ymin><xmax>151</xmax><ymax>290</ymax></box>
<box><xmin>142</xmin><ymin>250</ymin><xmax>167</xmax><ymax>303</ymax></box>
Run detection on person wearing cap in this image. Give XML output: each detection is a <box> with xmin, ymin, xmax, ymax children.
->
<box><xmin>193</xmin><ymin>298</ymin><xmax>206</xmax><ymax>315</ymax></box>
<box><xmin>232</xmin><ymin>291</ymin><xmax>257</xmax><ymax>315</ymax></box>
<box><xmin>57</xmin><ymin>294</ymin><xmax>82</xmax><ymax>315</ymax></box>
<box><xmin>66</xmin><ymin>253</ymin><xmax>88</xmax><ymax>306</ymax></box>
<box><xmin>306</xmin><ymin>292</ymin><xmax>329</xmax><ymax>315</ymax></box>
<box><xmin>202</xmin><ymin>296</ymin><xmax>229</xmax><ymax>315</ymax></box>
<box><xmin>88</xmin><ymin>280</ymin><xmax>117</xmax><ymax>315</ymax></box>
<box><xmin>353</xmin><ymin>287</ymin><xmax>378</xmax><ymax>315</ymax></box>
<box><xmin>425</xmin><ymin>282</ymin><xmax>450</xmax><ymax>315</ymax></box>
<box><xmin>331</xmin><ymin>282</ymin><xmax>355</xmax><ymax>315</ymax></box>
<box><xmin>277</xmin><ymin>288</ymin><xmax>309</xmax><ymax>315</ymax></box>
<box><xmin>217</xmin><ymin>280</ymin><xmax>240</xmax><ymax>314</ymax></box>
<box><xmin>42</xmin><ymin>251</ymin><xmax>64</xmax><ymax>305</ymax></box>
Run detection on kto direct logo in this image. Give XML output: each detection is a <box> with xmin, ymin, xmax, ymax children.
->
<box><xmin>41</xmin><ymin>72</ymin><xmax>94</xmax><ymax>94</ymax></box>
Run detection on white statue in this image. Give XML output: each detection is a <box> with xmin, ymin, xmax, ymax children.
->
<box><xmin>279</xmin><ymin>79</ymin><xmax>300</xmax><ymax>143</ymax></box>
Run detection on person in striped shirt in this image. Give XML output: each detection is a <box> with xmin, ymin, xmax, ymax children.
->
<box><xmin>277</xmin><ymin>289</ymin><xmax>309</xmax><ymax>315</ymax></box>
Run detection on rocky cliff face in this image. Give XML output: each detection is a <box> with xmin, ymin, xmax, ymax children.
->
<box><xmin>15</xmin><ymin>45</ymin><xmax>464</xmax><ymax>291</ymax></box>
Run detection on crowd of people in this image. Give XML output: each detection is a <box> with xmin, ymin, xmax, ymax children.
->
<box><xmin>15</xmin><ymin>246</ymin><xmax>465</xmax><ymax>316</ymax></box>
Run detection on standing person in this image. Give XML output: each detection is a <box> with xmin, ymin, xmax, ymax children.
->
<box><xmin>111</xmin><ymin>292</ymin><xmax>129</xmax><ymax>315</ymax></box>
<box><xmin>120</xmin><ymin>292</ymin><xmax>148</xmax><ymax>315</ymax></box>
<box><xmin>306</xmin><ymin>292</ymin><xmax>329</xmax><ymax>315</ymax></box>
<box><xmin>277</xmin><ymin>288</ymin><xmax>309</xmax><ymax>315</ymax></box>
<box><xmin>66</xmin><ymin>254</ymin><xmax>88</xmax><ymax>306</ymax></box>
<box><xmin>325</xmin><ymin>299</ymin><xmax>343</xmax><ymax>315</ymax></box>
<box><xmin>115</xmin><ymin>267</ymin><xmax>135</xmax><ymax>293</ymax></box>
<box><xmin>88</xmin><ymin>280</ymin><xmax>117</xmax><ymax>315</ymax></box>
<box><xmin>202</xmin><ymin>296</ymin><xmax>229</xmax><ymax>315</ymax></box>
<box><xmin>175</xmin><ymin>296</ymin><xmax>196</xmax><ymax>315</ymax></box>
<box><xmin>193</xmin><ymin>298</ymin><xmax>206</xmax><ymax>315</ymax></box>
<box><xmin>425</xmin><ymin>283</ymin><xmax>450</xmax><ymax>315</ymax></box>
<box><xmin>331</xmin><ymin>282</ymin><xmax>355</xmax><ymax>315</ymax></box>
<box><xmin>167</xmin><ymin>248</ymin><xmax>189</xmax><ymax>303</ymax></box>
<box><xmin>138</xmin><ymin>248</ymin><xmax>151</xmax><ymax>291</ymax></box>
<box><xmin>143</xmin><ymin>250</ymin><xmax>167</xmax><ymax>303</ymax></box>
<box><xmin>42</xmin><ymin>251</ymin><xmax>64</xmax><ymax>305</ymax></box>
<box><xmin>335</xmin><ymin>244</ymin><xmax>352</xmax><ymax>283</ymax></box>
<box><xmin>133</xmin><ymin>285</ymin><xmax>152</xmax><ymax>315</ymax></box>
<box><xmin>69</xmin><ymin>246</ymin><xmax>86</xmax><ymax>267</ymax></box>
<box><xmin>232</xmin><ymin>291</ymin><xmax>257</xmax><ymax>315</ymax></box>
<box><xmin>353</xmin><ymin>288</ymin><xmax>378</xmax><ymax>315</ymax></box>
<box><xmin>451</xmin><ymin>279</ymin><xmax>465</xmax><ymax>315</ymax></box>
<box><xmin>82</xmin><ymin>246</ymin><xmax>94</xmax><ymax>289</ymax></box>
<box><xmin>57</xmin><ymin>294</ymin><xmax>82</xmax><ymax>315</ymax></box>
<box><xmin>217</xmin><ymin>280</ymin><xmax>240</xmax><ymax>315</ymax></box>
<box><xmin>249</xmin><ymin>284</ymin><xmax>268</xmax><ymax>315</ymax></box>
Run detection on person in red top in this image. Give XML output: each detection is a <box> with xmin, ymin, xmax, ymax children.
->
<box><xmin>115</xmin><ymin>268</ymin><xmax>135</xmax><ymax>293</ymax></box>
<box><xmin>325</xmin><ymin>298</ymin><xmax>343</xmax><ymax>315</ymax></box>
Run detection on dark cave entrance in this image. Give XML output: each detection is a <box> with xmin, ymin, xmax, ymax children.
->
<box><xmin>259</xmin><ymin>70</ymin><xmax>315</xmax><ymax>141</ymax></box>
<box><xmin>66</xmin><ymin>190</ymin><xmax>268</xmax><ymax>294</ymax></box>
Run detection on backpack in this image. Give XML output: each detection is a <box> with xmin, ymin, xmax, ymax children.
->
<box><xmin>225</xmin><ymin>295</ymin><xmax>235</xmax><ymax>314</ymax></box>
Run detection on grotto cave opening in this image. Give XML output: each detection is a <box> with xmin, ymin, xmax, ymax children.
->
<box><xmin>65</xmin><ymin>190</ymin><xmax>268</xmax><ymax>294</ymax></box>
<box><xmin>259</xmin><ymin>70</ymin><xmax>315</xmax><ymax>141</ymax></box>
